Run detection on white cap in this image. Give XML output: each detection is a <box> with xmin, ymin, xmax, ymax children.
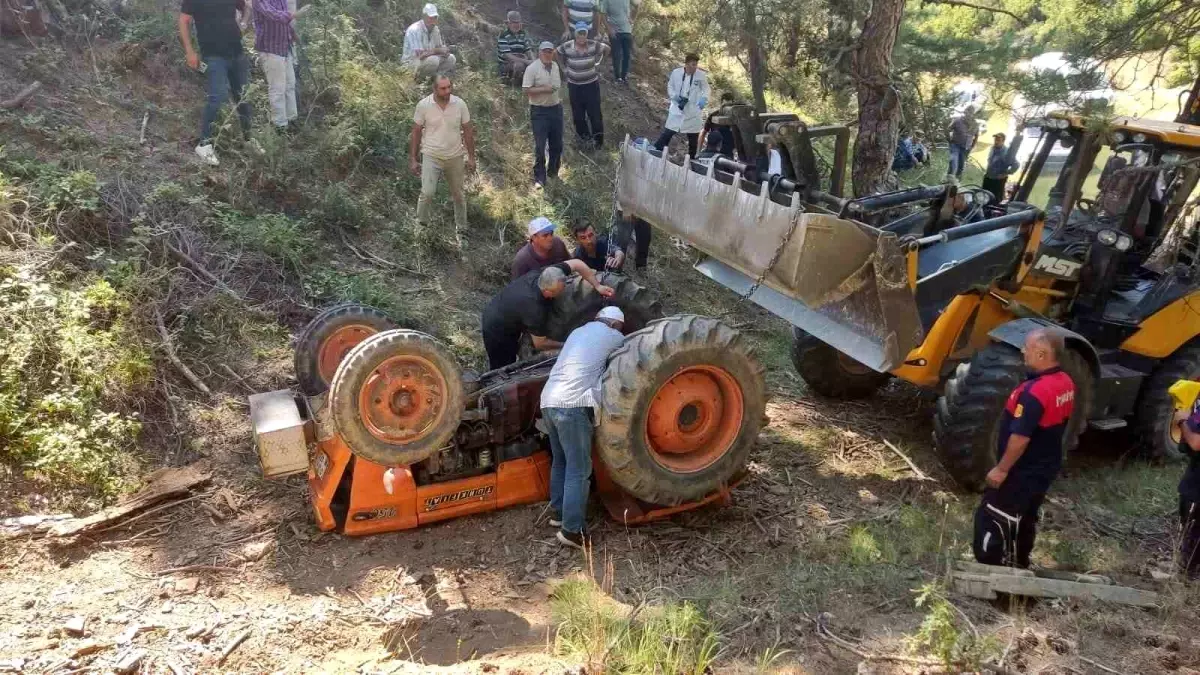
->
<box><xmin>423</xmin><ymin>3</ymin><xmax>438</xmax><ymax>16</ymax></box>
<box><xmin>597</xmin><ymin>306</ymin><xmax>625</xmax><ymax>322</ymax></box>
<box><xmin>527</xmin><ymin>216</ymin><xmax>555</xmax><ymax>237</ymax></box>
<box><xmin>538</xmin><ymin>41</ymin><xmax>555</xmax><ymax>51</ymax></box>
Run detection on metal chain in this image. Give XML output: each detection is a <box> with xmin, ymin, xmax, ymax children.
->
<box><xmin>742</xmin><ymin>208</ymin><xmax>802</xmax><ymax>302</ymax></box>
<box><xmin>604</xmin><ymin>142</ymin><xmax>626</xmax><ymax>269</ymax></box>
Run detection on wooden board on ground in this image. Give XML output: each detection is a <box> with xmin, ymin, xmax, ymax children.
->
<box><xmin>46</xmin><ymin>463</ymin><xmax>212</xmax><ymax>538</ymax></box>
<box><xmin>951</xmin><ymin>560</ymin><xmax>1158</xmax><ymax>608</ymax></box>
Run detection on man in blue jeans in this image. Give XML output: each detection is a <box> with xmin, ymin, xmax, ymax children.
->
<box><xmin>522</xmin><ymin>41</ymin><xmax>565</xmax><ymax>188</ymax></box>
<box><xmin>598</xmin><ymin>0</ymin><xmax>637</xmax><ymax>83</ymax></box>
<box><xmin>946</xmin><ymin>105</ymin><xmax>979</xmax><ymax>182</ymax></box>
<box><xmin>539</xmin><ymin>306</ymin><xmax>626</xmax><ymax>548</ymax></box>
<box><xmin>179</xmin><ymin>0</ymin><xmax>252</xmax><ymax>166</ymax></box>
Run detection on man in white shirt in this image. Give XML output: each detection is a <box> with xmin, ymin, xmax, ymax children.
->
<box><xmin>410</xmin><ymin>75</ymin><xmax>476</xmax><ymax>232</ymax></box>
<box><xmin>654</xmin><ymin>53</ymin><xmax>710</xmax><ymax>158</ymax></box>
<box><xmin>402</xmin><ymin>3</ymin><xmax>456</xmax><ymax>77</ymax></box>
<box><xmin>539</xmin><ymin>306</ymin><xmax>626</xmax><ymax>548</ymax></box>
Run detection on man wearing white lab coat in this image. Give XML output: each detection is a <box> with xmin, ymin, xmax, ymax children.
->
<box><xmin>653</xmin><ymin>53</ymin><xmax>709</xmax><ymax>158</ymax></box>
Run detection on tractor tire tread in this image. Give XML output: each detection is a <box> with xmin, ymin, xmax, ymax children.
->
<box><xmin>295</xmin><ymin>304</ymin><xmax>397</xmax><ymax>395</ymax></box>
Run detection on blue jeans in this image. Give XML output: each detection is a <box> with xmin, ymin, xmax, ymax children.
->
<box><xmin>543</xmin><ymin>407</ymin><xmax>593</xmax><ymax>534</ymax></box>
<box><xmin>611</xmin><ymin>32</ymin><xmax>633</xmax><ymax>80</ymax></box>
<box><xmin>530</xmin><ymin>104</ymin><xmax>563</xmax><ymax>185</ymax></box>
<box><xmin>948</xmin><ymin>142</ymin><xmax>969</xmax><ymax>178</ymax></box>
<box><xmin>200</xmin><ymin>53</ymin><xmax>252</xmax><ymax>142</ymax></box>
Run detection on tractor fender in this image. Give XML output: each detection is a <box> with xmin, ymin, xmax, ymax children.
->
<box><xmin>987</xmin><ymin>318</ymin><xmax>1100</xmax><ymax>377</ymax></box>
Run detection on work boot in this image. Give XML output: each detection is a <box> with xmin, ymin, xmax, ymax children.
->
<box><xmin>556</xmin><ymin>529</ymin><xmax>589</xmax><ymax>550</ymax></box>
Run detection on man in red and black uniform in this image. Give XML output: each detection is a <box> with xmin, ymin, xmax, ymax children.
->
<box><xmin>974</xmin><ymin>328</ymin><xmax>1075</xmax><ymax>568</ymax></box>
<box><xmin>1172</xmin><ymin>389</ymin><xmax>1200</xmax><ymax>579</ymax></box>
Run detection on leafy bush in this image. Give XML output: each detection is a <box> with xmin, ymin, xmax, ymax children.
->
<box><xmin>0</xmin><ymin>266</ymin><xmax>151</xmax><ymax>500</ymax></box>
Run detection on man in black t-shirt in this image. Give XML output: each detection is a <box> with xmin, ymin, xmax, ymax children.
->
<box><xmin>481</xmin><ymin>259</ymin><xmax>614</xmax><ymax>370</ymax></box>
<box><xmin>179</xmin><ymin>0</ymin><xmax>253</xmax><ymax>167</ymax></box>
<box><xmin>571</xmin><ymin>222</ymin><xmax>623</xmax><ymax>272</ymax></box>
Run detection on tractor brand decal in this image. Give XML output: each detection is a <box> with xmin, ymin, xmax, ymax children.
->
<box><xmin>313</xmin><ymin>451</ymin><xmax>330</xmax><ymax>478</ymax></box>
<box><xmin>351</xmin><ymin>506</ymin><xmax>398</xmax><ymax>521</ymax></box>
<box><xmin>1032</xmin><ymin>255</ymin><xmax>1083</xmax><ymax>280</ymax></box>
<box><xmin>424</xmin><ymin>486</ymin><xmax>494</xmax><ymax>511</ymax></box>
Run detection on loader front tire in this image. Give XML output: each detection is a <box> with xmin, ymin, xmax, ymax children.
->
<box><xmin>542</xmin><ymin>272</ymin><xmax>663</xmax><ymax>342</ymax></box>
<box><xmin>933</xmin><ymin>342</ymin><xmax>1092</xmax><ymax>490</ymax></box>
<box><xmin>791</xmin><ymin>328</ymin><xmax>890</xmax><ymax>399</ymax></box>
<box><xmin>329</xmin><ymin>329</ymin><xmax>464</xmax><ymax>467</ymax></box>
<box><xmin>596</xmin><ymin>315</ymin><xmax>766</xmax><ymax>505</ymax></box>
<box><xmin>1135</xmin><ymin>342</ymin><xmax>1200</xmax><ymax>461</ymax></box>
<box><xmin>295</xmin><ymin>304</ymin><xmax>397</xmax><ymax>395</ymax></box>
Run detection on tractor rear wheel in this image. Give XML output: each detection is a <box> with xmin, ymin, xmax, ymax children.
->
<box><xmin>933</xmin><ymin>342</ymin><xmax>1092</xmax><ymax>490</ymax></box>
<box><xmin>791</xmin><ymin>328</ymin><xmax>890</xmax><ymax>399</ymax></box>
<box><xmin>295</xmin><ymin>304</ymin><xmax>397</xmax><ymax>395</ymax></box>
<box><xmin>1135</xmin><ymin>342</ymin><xmax>1200</xmax><ymax>461</ymax></box>
<box><xmin>596</xmin><ymin>315</ymin><xmax>766</xmax><ymax>505</ymax></box>
<box><xmin>543</xmin><ymin>272</ymin><xmax>663</xmax><ymax>341</ymax></box>
<box><xmin>328</xmin><ymin>329</ymin><xmax>464</xmax><ymax>467</ymax></box>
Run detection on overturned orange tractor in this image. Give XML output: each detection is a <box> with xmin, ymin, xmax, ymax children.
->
<box><xmin>250</xmin><ymin>278</ymin><xmax>766</xmax><ymax>536</ymax></box>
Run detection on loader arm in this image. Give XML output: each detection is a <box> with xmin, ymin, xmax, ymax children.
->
<box><xmin>615</xmin><ymin>139</ymin><xmax>1043</xmax><ymax>373</ymax></box>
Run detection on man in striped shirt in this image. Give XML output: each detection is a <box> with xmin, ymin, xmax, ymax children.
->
<box><xmin>495</xmin><ymin>10</ymin><xmax>534</xmax><ymax>84</ymax></box>
<box><xmin>557</xmin><ymin>22</ymin><xmax>608</xmax><ymax>150</ymax></box>
<box><xmin>560</xmin><ymin>0</ymin><xmax>604</xmax><ymax>40</ymax></box>
<box><xmin>253</xmin><ymin>0</ymin><xmax>297</xmax><ymax>131</ymax></box>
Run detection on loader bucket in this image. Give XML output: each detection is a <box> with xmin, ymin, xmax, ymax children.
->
<box><xmin>616</xmin><ymin>141</ymin><xmax>924</xmax><ymax>372</ymax></box>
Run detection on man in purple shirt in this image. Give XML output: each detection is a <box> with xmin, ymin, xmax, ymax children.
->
<box><xmin>253</xmin><ymin>0</ymin><xmax>297</xmax><ymax>131</ymax></box>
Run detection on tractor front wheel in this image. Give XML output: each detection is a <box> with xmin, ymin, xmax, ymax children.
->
<box><xmin>328</xmin><ymin>329</ymin><xmax>465</xmax><ymax>466</ymax></box>
<box><xmin>596</xmin><ymin>315</ymin><xmax>766</xmax><ymax>505</ymax></box>
<box><xmin>791</xmin><ymin>328</ymin><xmax>890</xmax><ymax>399</ymax></box>
<box><xmin>932</xmin><ymin>342</ymin><xmax>1092</xmax><ymax>490</ymax></box>
<box><xmin>1135</xmin><ymin>342</ymin><xmax>1200</xmax><ymax>462</ymax></box>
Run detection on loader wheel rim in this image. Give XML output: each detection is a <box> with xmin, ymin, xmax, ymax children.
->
<box><xmin>1172</xmin><ymin>421</ymin><xmax>1182</xmax><ymax>444</ymax></box>
<box><xmin>645</xmin><ymin>365</ymin><xmax>744</xmax><ymax>473</ymax></box>
<box><xmin>319</xmin><ymin>325</ymin><xmax>379</xmax><ymax>385</ymax></box>
<box><xmin>358</xmin><ymin>354</ymin><xmax>448</xmax><ymax>444</ymax></box>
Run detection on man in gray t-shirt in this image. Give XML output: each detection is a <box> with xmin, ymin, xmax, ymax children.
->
<box><xmin>598</xmin><ymin>0</ymin><xmax>637</xmax><ymax>83</ymax></box>
<box><xmin>946</xmin><ymin>105</ymin><xmax>979</xmax><ymax>181</ymax></box>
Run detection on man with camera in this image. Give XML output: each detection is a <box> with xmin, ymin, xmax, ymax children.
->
<box><xmin>653</xmin><ymin>53</ymin><xmax>709</xmax><ymax>159</ymax></box>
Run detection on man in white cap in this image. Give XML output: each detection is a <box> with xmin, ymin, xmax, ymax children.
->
<box><xmin>522</xmin><ymin>42</ymin><xmax>564</xmax><ymax>187</ymax></box>
<box><xmin>512</xmin><ymin>216</ymin><xmax>570</xmax><ymax>279</ymax></box>
<box><xmin>402</xmin><ymin>3</ymin><xmax>456</xmax><ymax>77</ymax></box>
<box><xmin>411</xmin><ymin>75</ymin><xmax>475</xmax><ymax>233</ymax></box>
<box><xmin>540</xmin><ymin>305</ymin><xmax>626</xmax><ymax>549</ymax></box>
<box><xmin>496</xmin><ymin>10</ymin><xmax>535</xmax><ymax>84</ymax></box>
<box><xmin>480</xmin><ymin>259</ymin><xmax>615</xmax><ymax>370</ymax></box>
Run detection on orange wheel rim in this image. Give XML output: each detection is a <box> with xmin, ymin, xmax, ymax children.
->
<box><xmin>358</xmin><ymin>354</ymin><xmax>449</xmax><ymax>444</ymax></box>
<box><xmin>645</xmin><ymin>365</ymin><xmax>744</xmax><ymax>473</ymax></box>
<box><xmin>1172</xmin><ymin>423</ymin><xmax>1183</xmax><ymax>444</ymax></box>
<box><xmin>318</xmin><ymin>325</ymin><xmax>379</xmax><ymax>384</ymax></box>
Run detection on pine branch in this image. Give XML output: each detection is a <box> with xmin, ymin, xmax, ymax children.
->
<box><xmin>921</xmin><ymin>0</ymin><xmax>1034</xmax><ymax>26</ymax></box>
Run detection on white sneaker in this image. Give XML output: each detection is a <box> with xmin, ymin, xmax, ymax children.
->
<box><xmin>247</xmin><ymin>139</ymin><xmax>265</xmax><ymax>156</ymax></box>
<box><xmin>195</xmin><ymin>144</ymin><xmax>219</xmax><ymax>166</ymax></box>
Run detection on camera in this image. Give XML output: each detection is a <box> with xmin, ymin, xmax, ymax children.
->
<box><xmin>676</xmin><ymin>96</ymin><xmax>689</xmax><ymax>109</ymax></box>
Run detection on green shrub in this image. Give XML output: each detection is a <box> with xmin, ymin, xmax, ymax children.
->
<box><xmin>0</xmin><ymin>266</ymin><xmax>151</xmax><ymax>500</ymax></box>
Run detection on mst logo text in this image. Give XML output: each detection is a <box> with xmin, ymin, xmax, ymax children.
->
<box><xmin>424</xmin><ymin>486</ymin><xmax>494</xmax><ymax>511</ymax></box>
<box><xmin>1032</xmin><ymin>255</ymin><xmax>1082</xmax><ymax>279</ymax></box>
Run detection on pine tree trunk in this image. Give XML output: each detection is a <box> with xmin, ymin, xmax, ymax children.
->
<box><xmin>742</xmin><ymin>3</ymin><xmax>768</xmax><ymax>113</ymax></box>
<box><xmin>850</xmin><ymin>0</ymin><xmax>906</xmax><ymax>197</ymax></box>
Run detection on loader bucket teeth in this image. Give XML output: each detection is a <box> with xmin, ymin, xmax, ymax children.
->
<box><xmin>616</xmin><ymin>141</ymin><xmax>924</xmax><ymax>371</ymax></box>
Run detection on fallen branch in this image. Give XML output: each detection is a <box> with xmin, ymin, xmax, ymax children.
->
<box><xmin>163</xmin><ymin>242</ymin><xmax>242</xmax><ymax>301</ymax></box>
<box><xmin>814</xmin><ymin>613</ymin><xmax>1019</xmax><ymax>675</ymax></box>
<box><xmin>138</xmin><ymin>110</ymin><xmax>149</xmax><ymax>144</ymax></box>
<box><xmin>154</xmin><ymin>309</ymin><xmax>212</xmax><ymax>396</ymax></box>
<box><xmin>0</xmin><ymin>81</ymin><xmax>42</xmax><ymax>109</ymax></box>
<box><xmin>47</xmin><ymin>463</ymin><xmax>212</xmax><ymax>538</ymax></box>
<box><xmin>217</xmin><ymin>629</ymin><xmax>251</xmax><ymax>664</ymax></box>
<box><xmin>152</xmin><ymin>564</ymin><xmax>240</xmax><ymax>577</ymax></box>
<box><xmin>338</xmin><ymin>230</ymin><xmax>431</xmax><ymax>277</ymax></box>
<box><xmin>87</xmin><ymin>493</ymin><xmax>209</xmax><ymax>535</ymax></box>
<box><xmin>1080</xmin><ymin>656</ymin><xmax>1127</xmax><ymax>675</ymax></box>
<box><xmin>882</xmin><ymin>438</ymin><xmax>933</xmax><ymax>481</ymax></box>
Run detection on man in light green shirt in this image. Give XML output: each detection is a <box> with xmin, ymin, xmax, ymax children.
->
<box><xmin>597</xmin><ymin>0</ymin><xmax>637</xmax><ymax>83</ymax></box>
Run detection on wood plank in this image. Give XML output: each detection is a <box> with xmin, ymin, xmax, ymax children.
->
<box><xmin>953</xmin><ymin>561</ymin><xmax>1036</xmax><ymax>577</ymax></box>
<box><xmin>988</xmin><ymin>574</ymin><xmax>1159</xmax><ymax>608</ymax></box>
<box><xmin>48</xmin><ymin>463</ymin><xmax>212</xmax><ymax>538</ymax></box>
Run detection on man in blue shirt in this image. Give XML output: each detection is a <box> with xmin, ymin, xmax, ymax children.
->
<box><xmin>540</xmin><ymin>306</ymin><xmax>627</xmax><ymax>548</ymax></box>
<box><xmin>982</xmin><ymin>133</ymin><xmax>1020</xmax><ymax>203</ymax></box>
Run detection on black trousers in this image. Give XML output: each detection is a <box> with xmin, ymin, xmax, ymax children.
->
<box><xmin>530</xmin><ymin>104</ymin><xmax>563</xmax><ymax>185</ymax></box>
<box><xmin>568</xmin><ymin>80</ymin><xmax>604</xmax><ymax>148</ymax></box>
<box><xmin>654</xmin><ymin>129</ymin><xmax>698</xmax><ymax>158</ymax></box>
<box><xmin>482</xmin><ymin>327</ymin><xmax>519</xmax><ymax>371</ymax></box>
<box><xmin>1182</xmin><ymin>495</ymin><xmax>1200</xmax><ymax>579</ymax></box>
<box><xmin>981</xmin><ymin>176</ymin><xmax>1007</xmax><ymax>202</ymax></box>
<box><xmin>613</xmin><ymin>213</ymin><xmax>652</xmax><ymax>268</ymax></box>
<box><xmin>973</xmin><ymin>486</ymin><xmax>1045</xmax><ymax>568</ymax></box>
